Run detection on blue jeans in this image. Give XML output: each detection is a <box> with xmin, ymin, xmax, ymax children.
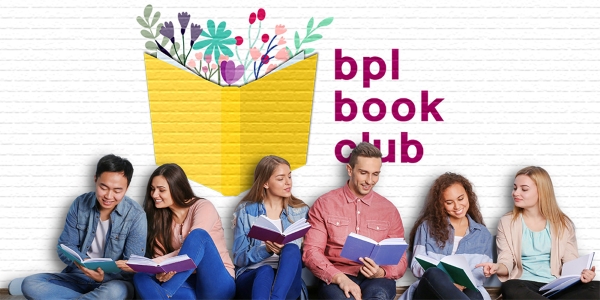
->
<box><xmin>133</xmin><ymin>229</ymin><xmax>236</xmax><ymax>300</ymax></box>
<box><xmin>414</xmin><ymin>268</ymin><xmax>483</xmax><ymax>300</ymax></box>
<box><xmin>235</xmin><ymin>243</ymin><xmax>303</xmax><ymax>300</ymax></box>
<box><xmin>318</xmin><ymin>273</ymin><xmax>396</xmax><ymax>300</ymax></box>
<box><xmin>21</xmin><ymin>272</ymin><xmax>133</xmax><ymax>300</ymax></box>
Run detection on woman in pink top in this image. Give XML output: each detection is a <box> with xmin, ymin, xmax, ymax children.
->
<box><xmin>478</xmin><ymin>166</ymin><xmax>598</xmax><ymax>299</ymax></box>
<box><xmin>133</xmin><ymin>163</ymin><xmax>236</xmax><ymax>299</ymax></box>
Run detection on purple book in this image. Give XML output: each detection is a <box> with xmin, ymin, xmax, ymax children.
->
<box><xmin>247</xmin><ymin>215</ymin><xmax>311</xmax><ymax>244</ymax></box>
<box><xmin>340</xmin><ymin>233</ymin><xmax>408</xmax><ymax>266</ymax></box>
<box><xmin>126</xmin><ymin>254</ymin><xmax>196</xmax><ymax>274</ymax></box>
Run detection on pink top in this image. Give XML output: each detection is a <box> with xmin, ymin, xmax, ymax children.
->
<box><xmin>153</xmin><ymin>199</ymin><xmax>235</xmax><ymax>278</ymax></box>
<box><xmin>302</xmin><ymin>182</ymin><xmax>408</xmax><ymax>284</ymax></box>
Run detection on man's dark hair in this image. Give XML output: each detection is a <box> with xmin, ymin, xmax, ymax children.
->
<box><xmin>95</xmin><ymin>154</ymin><xmax>134</xmax><ymax>186</ymax></box>
<box><xmin>348</xmin><ymin>142</ymin><xmax>382</xmax><ymax>168</ymax></box>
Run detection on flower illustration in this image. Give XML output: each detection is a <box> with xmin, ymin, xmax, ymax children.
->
<box><xmin>275</xmin><ymin>48</ymin><xmax>288</xmax><ymax>60</ymax></box>
<box><xmin>257</xmin><ymin>8</ymin><xmax>266</xmax><ymax>21</ymax></box>
<box><xmin>178</xmin><ymin>12</ymin><xmax>191</xmax><ymax>35</ymax></box>
<box><xmin>235</xmin><ymin>36</ymin><xmax>243</xmax><ymax>46</ymax></box>
<box><xmin>195</xmin><ymin>52</ymin><xmax>203</xmax><ymax>60</ymax></box>
<box><xmin>202</xmin><ymin>66</ymin><xmax>208</xmax><ymax>74</ymax></box>
<box><xmin>220</xmin><ymin>60</ymin><xmax>244</xmax><ymax>85</ymax></box>
<box><xmin>261</xmin><ymin>54</ymin><xmax>270</xmax><ymax>64</ymax></box>
<box><xmin>266</xmin><ymin>63</ymin><xmax>277</xmax><ymax>73</ymax></box>
<box><xmin>277</xmin><ymin>37</ymin><xmax>286</xmax><ymax>46</ymax></box>
<box><xmin>249</xmin><ymin>12</ymin><xmax>256</xmax><ymax>24</ymax></box>
<box><xmin>205</xmin><ymin>54</ymin><xmax>212</xmax><ymax>64</ymax></box>
<box><xmin>190</xmin><ymin>23</ymin><xmax>202</xmax><ymax>46</ymax></box>
<box><xmin>160</xmin><ymin>21</ymin><xmax>175</xmax><ymax>43</ymax></box>
<box><xmin>211</xmin><ymin>63</ymin><xmax>217</xmax><ymax>69</ymax></box>
<box><xmin>219</xmin><ymin>54</ymin><xmax>229</xmax><ymax>63</ymax></box>
<box><xmin>187</xmin><ymin>59</ymin><xmax>196</xmax><ymax>68</ymax></box>
<box><xmin>275</xmin><ymin>25</ymin><xmax>286</xmax><ymax>35</ymax></box>
<box><xmin>261</xmin><ymin>34</ymin><xmax>269</xmax><ymax>43</ymax></box>
<box><xmin>250</xmin><ymin>47</ymin><xmax>261</xmax><ymax>61</ymax></box>
<box><xmin>192</xmin><ymin>20</ymin><xmax>236</xmax><ymax>64</ymax></box>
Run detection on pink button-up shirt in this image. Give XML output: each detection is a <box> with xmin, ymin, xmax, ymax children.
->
<box><xmin>302</xmin><ymin>183</ymin><xmax>408</xmax><ymax>284</ymax></box>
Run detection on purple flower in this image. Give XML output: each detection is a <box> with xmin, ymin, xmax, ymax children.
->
<box><xmin>220</xmin><ymin>60</ymin><xmax>244</xmax><ymax>85</ymax></box>
<box><xmin>178</xmin><ymin>12</ymin><xmax>191</xmax><ymax>35</ymax></box>
<box><xmin>190</xmin><ymin>23</ymin><xmax>202</xmax><ymax>47</ymax></box>
<box><xmin>160</xmin><ymin>21</ymin><xmax>175</xmax><ymax>44</ymax></box>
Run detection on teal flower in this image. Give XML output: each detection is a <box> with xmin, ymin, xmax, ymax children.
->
<box><xmin>192</xmin><ymin>20</ymin><xmax>236</xmax><ymax>63</ymax></box>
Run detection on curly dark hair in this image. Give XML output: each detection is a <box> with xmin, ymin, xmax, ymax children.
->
<box><xmin>409</xmin><ymin>172</ymin><xmax>485</xmax><ymax>249</ymax></box>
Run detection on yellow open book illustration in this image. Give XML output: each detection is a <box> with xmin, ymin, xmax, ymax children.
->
<box><xmin>144</xmin><ymin>53</ymin><xmax>318</xmax><ymax>196</ymax></box>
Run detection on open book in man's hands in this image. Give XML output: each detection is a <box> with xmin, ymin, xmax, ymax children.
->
<box><xmin>58</xmin><ymin>244</ymin><xmax>120</xmax><ymax>273</ymax></box>
<box><xmin>539</xmin><ymin>252</ymin><xmax>595</xmax><ymax>297</ymax></box>
<box><xmin>126</xmin><ymin>254</ymin><xmax>196</xmax><ymax>274</ymax></box>
<box><xmin>340</xmin><ymin>232</ymin><xmax>408</xmax><ymax>266</ymax></box>
<box><xmin>415</xmin><ymin>254</ymin><xmax>478</xmax><ymax>291</ymax></box>
<box><xmin>247</xmin><ymin>215</ymin><xmax>311</xmax><ymax>244</ymax></box>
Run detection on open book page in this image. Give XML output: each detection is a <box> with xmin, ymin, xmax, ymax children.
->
<box><xmin>541</xmin><ymin>276</ymin><xmax>580</xmax><ymax>296</ymax></box>
<box><xmin>253</xmin><ymin>215</ymin><xmax>281</xmax><ymax>232</ymax></box>
<box><xmin>347</xmin><ymin>232</ymin><xmax>377</xmax><ymax>244</ymax></box>
<box><xmin>439</xmin><ymin>255</ymin><xmax>478</xmax><ymax>291</ymax></box>
<box><xmin>415</xmin><ymin>254</ymin><xmax>439</xmax><ymax>270</ymax></box>
<box><xmin>379</xmin><ymin>238</ymin><xmax>406</xmax><ymax>245</ymax></box>
<box><xmin>162</xmin><ymin>254</ymin><xmax>192</xmax><ymax>265</ymax></box>
<box><xmin>127</xmin><ymin>254</ymin><xmax>159</xmax><ymax>266</ymax></box>
<box><xmin>539</xmin><ymin>252</ymin><xmax>595</xmax><ymax>292</ymax></box>
<box><xmin>282</xmin><ymin>218</ymin><xmax>310</xmax><ymax>235</ymax></box>
<box><xmin>60</xmin><ymin>244</ymin><xmax>84</xmax><ymax>263</ymax></box>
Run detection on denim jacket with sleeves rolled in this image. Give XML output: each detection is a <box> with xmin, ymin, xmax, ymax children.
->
<box><xmin>399</xmin><ymin>215</ymin><xmax>494</xmax><ymax>300</ymax></box>
<box><xmin>57</xmin><ymin>191</ymin><xmax>147</xmax><ymax>282</ymax></box>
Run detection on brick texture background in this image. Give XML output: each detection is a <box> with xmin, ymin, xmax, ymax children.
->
<box><xmin>0</xmin><ymin>0</ymin><xmax>599</xmax><ymax>288</ymax></box>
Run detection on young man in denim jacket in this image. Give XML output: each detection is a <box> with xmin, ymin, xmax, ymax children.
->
<box><xmin>22</xmin><ymin>154</ymin><xmax>147</xmax><ymax>300</ymax></box>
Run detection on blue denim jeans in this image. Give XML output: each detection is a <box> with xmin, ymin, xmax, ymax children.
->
<box><xmin>133</xmin><ymin>229</ymin><xmax>236</xmax><ymax>300</ymax></box>
<box><xmin>235</xmin><ymin>243</ymin><xmax>303</xmax><ymax>300</ymax></box>
<box><xmin>317</xmin><ymin>273</ymin><xmax>396</xmax><ymax>300</ymax></box>
<box><xmin>21</xmin><ymin>272</ymin><xmax>133</xmax><ymax>300</ymax></box>
<box><xmin>414</xmin><ymin>268</ymin><xmax>483</xmax><ymax>300</ymax></box>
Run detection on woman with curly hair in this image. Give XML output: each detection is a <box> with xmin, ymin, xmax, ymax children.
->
<box><xmin>399</xmin><ymin>173</ymin><xmax>493</xmax><ymax>300</ymax></box>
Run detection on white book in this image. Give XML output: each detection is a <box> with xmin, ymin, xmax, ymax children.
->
<box><xmin>539</xmin><ymin>252</ymin><xmax>595</xmax><ymax>297</ymax></box>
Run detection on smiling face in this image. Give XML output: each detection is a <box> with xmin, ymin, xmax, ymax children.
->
<box><xmin>347</xmin><ymin>156</ymin><xmax>382</xmax><ymax>197</ymax></box>
<box><xmin>442</xmin><ymin>183</ymin><xmax>470</xmax><ymax>221</ymax></box>
<box><xmin>95</xmin><ymin>171</ymin><xmax>128</xmax><ymax>214</ymax></box>
<box><xmin>150</xmin><ymin>175</ymin><xmax>175</xmax><ymax>209</ymax></box>
<box><xmin>263</xmin><ymin>163</ymin><xmax>292</xmax><ymax>200</ymax></box>
<box><xmin>513</xmin><ymin>174</ymin><xmax>539</xmax><ymax>210</ymax></box>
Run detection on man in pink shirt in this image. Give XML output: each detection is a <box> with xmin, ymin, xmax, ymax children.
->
<box><xmin>303</xmin><ymin>142</ymin><xmax>408</xmax><ymax>300</ymax></box>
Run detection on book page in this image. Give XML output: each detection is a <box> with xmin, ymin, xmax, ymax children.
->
<box><xmin>347</xmin><ymin>232</ymin><xmax>377</xmax><ymax>245</ymax></box>
<box><xmin>162</xmin><ymin>254</ymin><xmax>192</xmax><ymax>265</ymax></box>
<box><xmin>561</xmin><ymin>252</ymin><xmax>594</xmax><ymax>276</ymax></box>
<box><xmin>282</xmin><ymin>218</ymin><xmax>310</xmax><ymax>235</ymax></box>
<box><xmin>252</xmin><ymin>215</ymin><xmax>282</xmax><ymax>232</ymax></box>
<box><xmin>415</xmin><ymin>254</ymin><xmax>439</xmax><ymax>270</ymax></box>
<box><xmin>378</xmin><ymin>238</ymin><xmax>406</xmax><ymax>245</ymax></box>
<box><xmin>60</xmin><ymin>244</ymin><xmax>83</xmax><ymax>263</ymax></box>
<box><xmin>127</xmin><ymin>254</ymin><xmax>159</xmax><ymax>266</ymax></box>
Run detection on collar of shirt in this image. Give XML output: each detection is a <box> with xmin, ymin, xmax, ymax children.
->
<box><xmin>342</xmin><ymin>180</ymin><xmax>374</xmax><ymax>206</ymax></box>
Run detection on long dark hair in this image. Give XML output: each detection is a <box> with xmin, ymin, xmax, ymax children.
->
<box><xmin>409</xmin><ymin>172</ymin><xmax>484</xmax><ymax>249</ymax></box>
<box><xmin>144</xmin><ymin>163</ymin><xmax>201</xmax><ymax>257</ymax></box>
<box><xmin>237</xmin><ymin>156</ymin><xmax>307</xmax><ymax>212</ymax></box>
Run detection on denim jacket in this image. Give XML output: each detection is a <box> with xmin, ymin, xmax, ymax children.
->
<box><xmin>57</xmin><ymin>191</ymin><xmax>147</xmax><ymax>282</ymax></box>
<box><xmin>399</xmin><ymin>214</ymin><xmax>493</xmax><ymax>300</ymax></box>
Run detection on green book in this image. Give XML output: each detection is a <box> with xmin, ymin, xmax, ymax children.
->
<box><xmin>58</xmin><ymin>244</ymin><xmax>120</xmax><ymax>273</ymax></box>
<box><xmin>415</xmin><ymin>254</ymin><xmax>478</xmax><ymax>291</ymax></box>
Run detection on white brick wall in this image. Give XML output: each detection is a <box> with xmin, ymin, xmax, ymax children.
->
<box><xmin>1</xmin><ymin>0</ymin><xmax>599</xmax><ymax>288</ymax></box>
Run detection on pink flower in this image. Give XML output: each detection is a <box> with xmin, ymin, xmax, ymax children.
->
<box><xmin>187</xmin><ymin>59</ymin><xmax>196</xmax><ymax>68</ymax></box>
<box><xmin>235</xmin><ymin>36</ymin><xmax>243</xmax><ymax>46</ymax></box>
<box><xmin>277</xmin><ymin>37</ymin><xmax>286</xmax><ymax>46</ymax></box>
<box><xmin>261</xmin><ymin>34</ymin><xmax>269</xmax><ymax>43</ymax></box>
<box><xmin>218</xmin><ymin>54</ymin><xmax>229</xmax><ymax>63</ymax></box>
<box><xmin>275</xmin><ymin>25</ymin><xmax>286</xmax><ymax>35</ymax></box>
<box><xmin>249</xmin><ymin>12</ymin><xmax>256</xmax><ymax>24</ymax></box>
<box><xmin>195</xmin><ymin>52</ymin><xmax>203</xmax><ymax>60</ymax></box>
<box><xmin>257</xmin><ymin>8</ymin><xmax>266</xmax><ymax>21</ymax></box>
<box><xmin>205</xmin><ymin>54</ymin><xmax>212</xmax><ymax>64</ymax></box>
<box><xmin>211</xmin><ymin>63</ymin><xmax>217</xmax><ymax>69</ymax></box>
<box><xmin>250</xmin><ymin>47</ymin><xmax>261</xmax><ymax>61</ymax></box>
<box><xmin>275</xmin><ymin>48</ymin><xmax>288</xmax><ymax>60</ymax></box>
<box><xmin>266</xmin><ymin>63</ymin><xmax>277</xmax><ymax>73</ymax></box>
<box><xmin>202</xmin><ymin>66</ymin><xmax>208</xmax><ymax>73</ymax></box>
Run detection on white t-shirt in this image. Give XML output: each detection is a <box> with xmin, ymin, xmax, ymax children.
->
<box><xmin>451</xmin><ymin>235</ymin><xmax>463</xmax><ymax>255</ymax></box>
<box><xmin>86</xmin><ymin>219</ymin><xmax>110</xmax><ymax>258</ymax></box>
<box><xmin>247</xmin><ymin>217</ymin><xmax>282</xmax><ymax>270</ymax></box>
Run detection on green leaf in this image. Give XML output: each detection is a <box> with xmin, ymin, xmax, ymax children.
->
<box><xmin>317</xmin><ymin>17</ymin><xmax>333</xmax><ymax>28</ymax></box>
<box><xmin>154</xmin><ymin>23</ymin><xmax>163</xmax><ymax>38</ymax></box>
<box><xmin>141</xmin><ymin>29</ymin><xmax>154</xmax><ymax>39</ymax></box>
<box><xmin>220</xmin><ymin>45</ymin><xmax>234</xmax><ymax>57</ymax></box>
<box><xmin>150</xmin><ymin>11</ymin><xmax>161</xmax><ymax>27</ymax></box>
<box><xmin>174</xmin><ymin>42</ymin><xmax>181</xmax><ymax>51</ymax></box>
<box><xmin>221</xmin><ymin>38</ymin><xmax>236</xmax><ymax>45</ymax></box>
<box><xmin>136</xmin><ymin>16</ymin><xmax>149</xmax><ymax>28</ymax></box>
<box><xmin>207</xmin><ymin>20</ymin><xmax>216</xmax><ymax>37</ymax></box>
<box><xmin>205</xmin><ymin>44</ymin><xmax>215</xmax><ymax>58</ymax></box>
<box><xmin>304</xmin><ymin>48</ymin><xmax>315</xmax><ymax>55</ymax></box>
<box><xmin>294</xmin><ymin>31</ymin><xmax>300</xmax><ymax>50</ymax></box>
<box><xmin>217</xmin><ymin>29</ymin><xmax>232</xmax><ymax>39</ymax></box>
<box><xmin>304</xmin><ymin>34</ymin><xmax>322</xmax><ymax>43</ymax></box>
<box><xmin>192</xmin><ymin>39</ymin><xmax>212</xmax><ymax>50</ymax></box>
<box><xmin>145</xmin><ymin>41</ymin><xmax>158</xmax><ymax>50</ymax></box>
<box><xmin>306</xmin><ymin>17</ymin><xmax>314</xmax><ymax>36</ymax></box>
<box><xmin>169</xmin><ymin>45</ymin><xmax>176</xmax><ymax>56</ymax></box>
<box><xmin>216</xmin><ymin>21</ymin><xmax>227</xmax><ymax>34</ymax></box>
<box><xmin>286</xmin><ymin>46</ymin><xmax>293</xmax><ymax>58</ymax></box>
<box><xmin>161</xmin><ymin>36</ymin><xmax>169</xmax><ymax>46</ymax></box>
<box><xmin>143</xmin><ymin>5</ymin><xmax>152</xmax><ymax>22</ymax></box>
<box><xmin>213</xmin><ymin>47</ymin><xmax>221</xmax><ymax>64</ymax></box>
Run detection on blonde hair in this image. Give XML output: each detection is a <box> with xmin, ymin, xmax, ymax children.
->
<box><xmin>512</xmin><ymin>166</ymin><xmax>573</xmax><ymax>236</ymax></box>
